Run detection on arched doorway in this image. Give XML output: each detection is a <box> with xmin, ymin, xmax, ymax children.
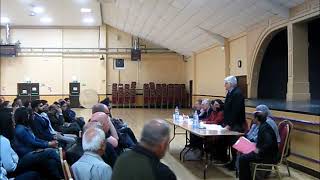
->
<box><xmin>257</xmin><ymin>29</ymin><xmax>288</xmax><ymax>99</ymax></box>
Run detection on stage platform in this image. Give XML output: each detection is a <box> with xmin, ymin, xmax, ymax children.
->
<box><xmin>245</xmin><ymin>99</ymin><xmax>320</xmax><ymax>116</ymax></box>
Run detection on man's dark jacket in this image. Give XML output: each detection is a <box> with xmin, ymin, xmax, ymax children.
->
<box><xmin>112</xmin><ymin>145</ymin><xmax>176</xmax><ymax>180</ymax></box>
<box><xmin>223</xmin><ymin>87</ymin><xmax>246</xmax><ymax>132</ymax></box>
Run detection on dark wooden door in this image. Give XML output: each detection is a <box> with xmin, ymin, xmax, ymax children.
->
<box><xmin>189</xmin><ymin>80</ymin><xmax>193</xmax><ymax>108</ymax></box>
<box><xmin>236</xmin><ymin>76</ymin><xmax>247</xmax><ymax>99</ymax></box>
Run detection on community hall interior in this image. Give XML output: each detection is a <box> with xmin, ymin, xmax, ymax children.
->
<box><xmin>0</xmin><ymin>0</ymin><xmax>319</xmax><ymax>180</ymax></box>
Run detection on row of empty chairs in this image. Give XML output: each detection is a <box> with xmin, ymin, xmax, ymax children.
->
<box><xmin>112</xmin><ymin>82</ymin><xmax>136</xmax><ymax>108</ymax></box>
<box><xmin>143</xmin><ymin>83</ymin><xmax>189</xmax><ymax>108</ymax></box>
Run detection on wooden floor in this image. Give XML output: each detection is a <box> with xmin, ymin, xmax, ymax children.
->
<box><xmin>74</xmin><ymin>108</ymin><xmax>317</xmax><ymax>180</ymax></box>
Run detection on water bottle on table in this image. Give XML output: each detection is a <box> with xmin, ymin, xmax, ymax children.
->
<box><xmin>193</xmin><ymin>111</ymin><xmax>199</xmax><ymax>129</ymax></box>
<box><xmin>174</xmin><ymin>106</ymin><xmax>180</xmax><ymax>122</ymax></box>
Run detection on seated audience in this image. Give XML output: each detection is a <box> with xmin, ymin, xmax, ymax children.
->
<box><xmin>246</xmin><ymin>105</ymin><xmax>280</xmax><ymax>143</ymax></box>
<box><xmin>203</xmin><ymin>99</ymin><xmax>224</xmax><ymax>124</ymax></box>
<box><xmin>30</xmin><ymin>100</ymin><xmax>55</xmax><ymax>141</ymax></box>
<box><xmin>12</xmin><ymin>98</ymin><xmax>23</xmax><ymax>113</ymax></box>
<box><xmin>0</xmin><ymin>101</ymin><xmax>11</xmax><ymax>109</ymax></box>
<box><xmin>100</xmin><ymin>97</ymin><xmax>116</xmax><ymax>118</ymax></box>
<box><xmin>47</xmin><ymin>104</ymin><xmax>81</xmax><ymax>135</ymax></box>
<box><xmin>112</xmin><ymin>119</ymin><xmax>176</xmax><ymax>180</ymax></box>
<box><xmin>239</xmin><ymin>111</ymin><xmax>279</xmax><ymax>180</ymax></box>
<box><xmin>66</xmin><ymin>117</ymin><xmax>118</xmax><ymax>167</ymax></box>
<box><xmin>92</xmin><ymin>103</ymin><xmax>137</xmax><ymax>148</ymax></box>
<box><xmin>91</xmin><ymin>112</ymin><xmax>118</xmax><ymax>148</ymax></box>
<box><xmin>0</xmin><ymin>110</ymin><xmax>41</xmax><ymax>180</ymax></box>
<box><xmin>198</xmin><ymin>99</ymin><xmax>212</xmax><ymax>120</ymax></box>
<box><xmin>40</xmin><ymin>100</ymin><xmax>76</xmax><ymax>146</ymax></box>
<box><xmin>12</xmin><ymin>107</ymin><xmax>63</xmax><ymax>179</ymax></box>
<box><xmin>72</xmin><ymin>127</ymin><xmax>112</xmax><ymax>180</ymax></box>
<box><xmin>235</xmin><ymin>104</ymin><xmax>280</xmax><ymax>176</ymax></box>
<box><xmin>12</xmin><ymin>98</ymin><xmax>23</xmax><ymax>107</ymax></box>
<box><xmin>61</xmin><ymin>100</ymin><xmax>85</xmax><ymax>129</ymax></box>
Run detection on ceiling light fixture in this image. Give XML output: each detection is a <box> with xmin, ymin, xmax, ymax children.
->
<box><xmin>83</xmin><ymin>17</ymin><xmax>94</xmax><ymax>23</ymax></box>
<box><xmin>33</xmin><ymin>6</ymin><xmax>44</xmax><ymax>14</ymax></box>
<box><xmin>81</xmin><ymin>8</ymin><xmax>92</xmax><ymax>13</ymax></box>
<box><xmin>0</xmin><ymin>17</ymin><xmax>10</xmax><ymax>24</ymax></box>
<box><xmin>40</xmin><ymin>17</ymin><xmax>52</xmax><ymax>23</ymax></box>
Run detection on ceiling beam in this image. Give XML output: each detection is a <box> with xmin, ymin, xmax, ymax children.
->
<box><xmin>198</xmin><ymin>26</ymin><xmax>226</xmax><ymax>46</ymax></box>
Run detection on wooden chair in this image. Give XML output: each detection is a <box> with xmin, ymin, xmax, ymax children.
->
<box><xmin>59</xmin><ymin>147</ymin><xmax>68</xmax><ymax>180</ymax></box>
<box><xmin>63</xmin><ymin>160</ymin><xmax>74</xmax><ymax>180</ymax></box>
<box><xmin>252</xmin><ymin>120</ymin><xmax>293</xmax><ymax>180</ymax></box>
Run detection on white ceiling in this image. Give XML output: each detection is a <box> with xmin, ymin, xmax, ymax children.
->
<box><xmin>0</xmin><ymin>0</ymin><xmax>101</xmax><ymax>26</ymax></box>
<box><xmin>1</xmin><ymin>0</ymin><xmax>305</xmax><ymax>55</ymax></box>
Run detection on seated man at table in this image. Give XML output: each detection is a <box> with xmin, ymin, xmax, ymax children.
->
<box><xmin>112</xmin><ymin>119</ymin><xmax>176</xmax><ymax>180</ymax></box>
<box><xmin>193</xmin><ymin>99</ymin><xmax>202</xmax><ymax>115</ymax></box>
<box><xmin>203</xmin><ymin>99</ymin><xmax>224</xmax><ymax>125</ymax></box>
<box><xmin>238</xmin><ymin>111</ymin><xmax>279</xmax><ymax>180</ymax></box>
<box><xmin>198</xmin><ymin>99</ymin><xmax>212</xmax><ymax>120</ymax></box>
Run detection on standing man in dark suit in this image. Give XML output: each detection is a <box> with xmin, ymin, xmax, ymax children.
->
<box><xmin>219</xmin><ymin>76</ymin><xmax>246</xmax><ymax>170</ymax></box>
<box><xmin>223</xmin><ymin>75</ymin><xmax>246</xmax><ymax>132</ymax></box>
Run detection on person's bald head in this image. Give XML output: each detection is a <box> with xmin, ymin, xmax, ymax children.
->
<box><xmin>82</xmin><ymin>127</ymin><xmax>106</xmax><ymax>155</ymax></box>
<box><xmin>140</xmin><ymin>119</ymin><xmax>170</xmax><ymax>159</ymax></box>
<box><xmin>92</xmin><ymin>103</ymin><xmax>109</xmax><ymax>115</ymax></box>
<box><xmin>90</xmin><ymin>112</ymin><xmax>110</xmax><ymax>133</ymax></box>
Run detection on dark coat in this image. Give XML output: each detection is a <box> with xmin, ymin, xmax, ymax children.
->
<box><xmin>30</xmin><ymin>113</ymin><xmax>54</xmax><ymax>141</ymax></box>
<box><xmin>223</xmin><ymin>87</ymin><xmax>246</xmax><ymax>132</ymax></box>
<box><xmin>199</xmin><ymin>108</ymin><xmax>213</xmax><ymax>120</ymax></box>
<box><xmin>112</xmin><ymin>145</ymin><xmax>176</xmax><ymax>180</ymax></box>
<box><xmin>256</xmin><ymin>121</ymin><xmax>279</xmax><ymax>163</ymax></box>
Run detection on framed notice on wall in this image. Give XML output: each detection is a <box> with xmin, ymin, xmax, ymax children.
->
<box><xmin>114</xmin><ymin>59</ymin><xmax>125</xmax><ymax>70</ymax></box>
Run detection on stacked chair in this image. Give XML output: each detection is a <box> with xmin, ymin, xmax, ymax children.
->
<box><xmin>142</xmin><ymin>82</ymin><xmax>189</xmax><ymax>109</ymax></box>
<box><xmin>143</xmin><ymin>83</ymin><xmax>150</xmax><ymax>108</ymax></box>
<box><xmin>111</xmin><ymin>82</ymin><xmax>137</xmax><ymax>108</ymax></box>
<box><xmin>130</xmin><ymin>82</ymin><xmax>136</xmax><ymax>108</ymax></box>
<box><xmin>117</xmin><ymin>84</ymin><xmax>124</xmax><ymax>107</ymax></box>
<box><xmin>124</xmin><ymin>84</ymin><xmax>130</xmax><ymax>107</ymax></box>
<box><xmin>149</xmin><ymin>82</ymin><xmax>156</xmax><ymax>108</ymax></box>
<box><xmin>111</xmin><ymin>82</ymin><xmax>189</xmax><ymax>108</ymax></box>
<box><xmin>156</xmin><ymin>84</ymin><xmax>162</xmax><ymax>108</ymax></box>
<box><xmin>112</xmin><ymin>83</ymin><xmax>118</xmax><ymax>107</ymax></box>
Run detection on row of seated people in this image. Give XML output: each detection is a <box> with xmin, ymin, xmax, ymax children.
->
<box><xmin>185</xmin><ymin>76</ymin><xmax>281</xmax><ymax>179</ymax></box>
<box><xmin>0</xmin><ymin>97</ymin><xmax>176</xmax><ymax>180</ymax></box>
<box><xmin>0</xmin><ymin>99</ymin><xmax>136</xmax><ymax>179</ymax></box>
<box><xmin>0</xmin><ymin>97</ymin><xmax>87</xmax><ymax>179</ymax></box>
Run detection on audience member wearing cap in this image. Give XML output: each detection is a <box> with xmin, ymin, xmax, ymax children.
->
<box><xmin>238</xmin><ymin>111</ymin><xmax>279</xmax><ymax>180</ymax></box>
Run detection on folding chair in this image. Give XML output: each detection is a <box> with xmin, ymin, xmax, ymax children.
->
<box><xmin>59</xmin><ymin>147</ymin><xmax>68</xmax><ymax>180</ymax></box>
<box><xmin>252</xmin><ymin>120</ymin><xmax>293</xmax><ymax>180</ymax></box>
<box><xmin>63</xmin><ymin>160</ymin><xmax>74</xmax><ymax>180</ymax></box>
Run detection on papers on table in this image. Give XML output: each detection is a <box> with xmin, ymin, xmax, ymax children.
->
<box><xmin>200</xmin><ymin>124</ymin><xmax>225</xmax><ymax>131</ymax></box>
<box><xmin>232</xmin><ymin>136</ymin><xmax>256</xmax><ymax>154</ymax></box>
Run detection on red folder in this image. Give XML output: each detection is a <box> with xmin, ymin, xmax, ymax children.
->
<box><xmin>232</xmin><ymin>136</ymin><xmax>256</xmax><ymax>154</ymax></box>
